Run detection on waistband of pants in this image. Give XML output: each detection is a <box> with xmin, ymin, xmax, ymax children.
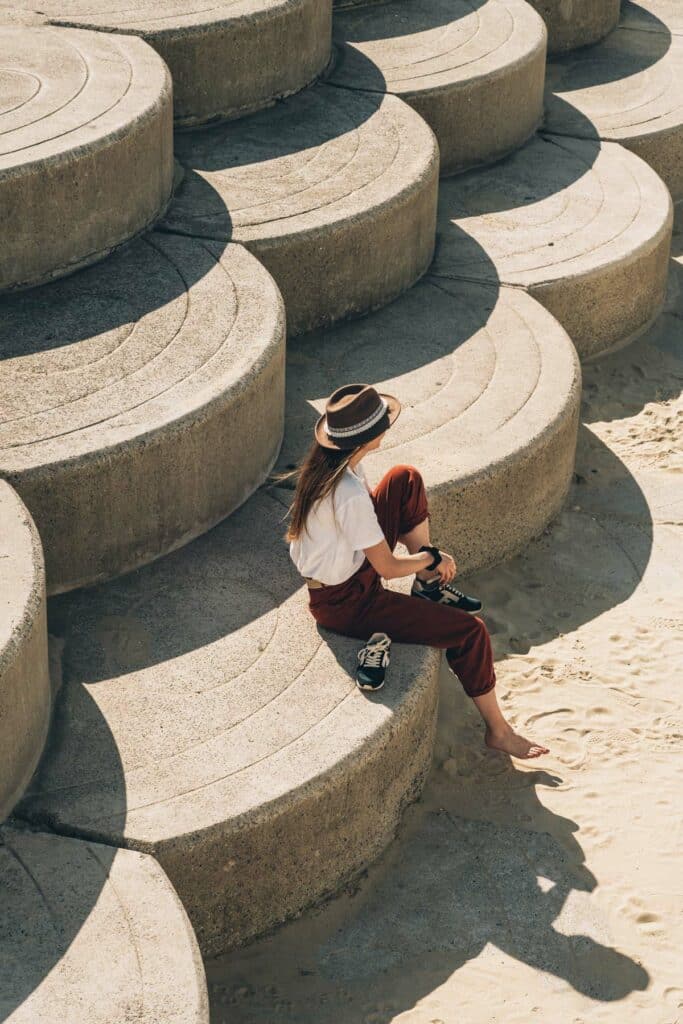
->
<box><xmin>304</xmin><ymin>576</ymin><xmax>326</xmax><ymax>589</ymax></box>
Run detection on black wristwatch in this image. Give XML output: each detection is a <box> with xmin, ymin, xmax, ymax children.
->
<box><xmin>419</xmin><ymin>545</ymin><xmax>442</xmax><ymax>571</ymax></box>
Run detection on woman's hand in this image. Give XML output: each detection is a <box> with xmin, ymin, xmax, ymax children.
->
<box><xmin>435</xmin><ymin>551</ymin><xmax>456</xmax><ymax>583</ymax></box>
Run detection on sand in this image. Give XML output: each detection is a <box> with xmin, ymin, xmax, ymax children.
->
<box><xmin>206</xmin><ymin>216</ymin><xmax>683</xmax><ymax>1023</ymax></box>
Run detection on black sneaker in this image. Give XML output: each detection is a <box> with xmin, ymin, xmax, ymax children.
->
<box><xmin>411</xmin><ymin>576</ymin><xmax>483</xmax><ymax>614</ymax></box>
<box><xmin>356</xmin><ymin>632</ymin><xmax>391</xmax><ymax>691</ymax></box>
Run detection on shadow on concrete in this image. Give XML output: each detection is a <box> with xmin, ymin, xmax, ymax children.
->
<box><xmin>0</xmin><ymin>180</ymin><xmax>231</xmax><ymax>359</ymax></box>
<box><xmin>3</xmin><ymin>686</ymin><xmax>122</xmax><ymax>1022</ymax></box>
<box><xmin>546</xmin><ymin>0</ymin><xmax>671</xmax><ymax>95</ymax></box>
<box><xmin>330</xmin><ymin>0</ymin><xmax>490</xmax><ymax>94</ymax></box>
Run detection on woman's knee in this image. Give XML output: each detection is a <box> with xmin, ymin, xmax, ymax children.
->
<box><xmin>387</xmin><ymin>464</ymin><xmax>423</xmax><ymax>486</ymax></box>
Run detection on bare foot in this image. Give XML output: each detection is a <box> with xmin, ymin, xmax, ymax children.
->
<box><xmin>485</xmin><ymin>726</ymin><xmax>549</xmax><ymax>759</ymax></box>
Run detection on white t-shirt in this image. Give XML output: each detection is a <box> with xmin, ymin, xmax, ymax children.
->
<box><xmin>289</xmin><ymin>462</ymin><xmax>385</xmax><ymax>585</ymax></box>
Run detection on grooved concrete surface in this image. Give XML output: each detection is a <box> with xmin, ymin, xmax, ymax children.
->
<box><xmin>526</xmin><ymin>0</ymin><xmax>620</xmax><ymax>53</ymax></box>
<box><xmin>0</xmin><ymin>234</ymin><xmax>286</xmax><ymax>595</ymax></box>
<box><xmin>432</xmin><ymin>134</ymin><xmax>673</xmax><ymax>358</ymax></box>
<box><xmin>162</xmin><ymin>85</ymin><xmax>439</xmax><ymax>335</ymax></box>
<box><xmin>278</xmin><ymin>279</ymin><xmax>581</xmax><ymax>574</ymax></box>
<box><xmin>546</xmin><ymin>1</ymin><xmax>683</xmax><ymax>200</ymax></box>
<box><xmin>0</xmin><ymin>827</ymin><xmax>208</xmax><ymax>1023</ymax></box>
<box><xmin>0</xmin><ymin>26</ymin><xmax>173</xmax><ymax>291</ymax></box>
<box><xmin>19</xmin><ymin>489</ymin><xmax>441</xmax><ymax>955</ymax></box>
<box><xmin>331</xmin><ymin>0</ymin><xmax>546</xmax><ymax>175</ymax></box>
<box><xmin>0</xmin><ymin>0</ymin><xmax>333</xmax><ymax>126</ymax></box>
<box><xmin>0</xmin><ymin>484</ymin><xmax>50</xmax><ymax>821</ymax></box>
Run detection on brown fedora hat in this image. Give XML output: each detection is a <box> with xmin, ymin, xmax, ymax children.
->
<box><xmin>315</xmin><ymin>383</ymin><xmax>401</xmax><ymax>450</ymax></box>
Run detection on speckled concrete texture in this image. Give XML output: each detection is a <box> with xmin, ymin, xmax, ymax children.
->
<box><xmin>526</xmin><ymin>0</ymin><xmax>620</xmax><ymax>53</ymax></box>
<box><xmin>0</xmin><ymin>25</ymin><xmax>173</xmax><ymax>291</ymax></box>
<box><xmin>0</xmin><ymin>484</ymin><xmax>50</xmax><ymax>821</ymax></box>
<box><xmin>18</xmin><ymin>490</ymin><xmax>441</xmax><ymax>955</ymax></box>
<box><xmin>546</xmin><ymin>1</ymin><xmax>683</xmax><ymax>201</ymax></box>
<box><xmin>162</xmin><ymin>84</ymin><xmax>439</xmax><ymax>335</ymax></box>
<box><xmin>277</xmin><ymin>278</ymin><xmax>581</xmax><ymax>575</ymax></box>
<box><xmin>0</xmin><ymin>826</ymin><xmax>208</xmax><ymax>1022</ymax></box>
<box><xmin>0</xmin><ymin>0</ymin><xmax>332</xmax><ymax>127</ymax></box>
<box><xmin>331</xmin><ymin>0</ymin><xmax>546</xmax><ymax>175</ymax></box>
<box><xmin>432</xmin><ymin>134</ymin><xmax>673</xmax><ymax>357</ymax></box>
<box><xmin>0</xmin><ymin>234</ymin><xmax>286</xmax><ymax>595</ymax></box>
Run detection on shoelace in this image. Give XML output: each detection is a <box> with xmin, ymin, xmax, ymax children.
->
<box><xmin>441</xmin><ymin>582</ymin><xmax>466</xmax><ymax>600</ymax></box>
<box><xmin>360</xmin><ymin>639</ymin><xmax>391</xmax><ymax>667</ymax></box>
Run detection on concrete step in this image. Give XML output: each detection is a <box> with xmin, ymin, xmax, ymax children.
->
<box><xmin>0</xmin><ymin>233</ymin><xmax>285</xmax><ymax>595</ymax></box>
<box><xmin>545</xmin><ymin>0</ymin><xmax>683</xmax><ymax>201</ymax></box>
<box><xmin>0</xmin><ymin>826</ymin><xmax>208</xmax><ymax>1023</ymax></box>
<box><xmin>431</xmin><ymin>134</ymin><xmax>673</xmax><ymax>358</ymax></box>
<box><xmin>0</xmin><ymin>23</ymin><xmax>173</xmax><ymax>292</ymax></box>
<box><xmin>162</xmin><ymin>83</ymin><xmax>439</xmax><ymax>335</ymax></box>
<box><xmin>18</xmin><ymin>488</ymin><xmax>441</xmax><ymax>955</ymax></box>
<box><xmin>277</xmin><ymin>278</ymin><xmax>581</xmax><ymax>574</ymax></box>
<box><xmin>3</xmin><ymin>0</ymin><xmax>333</xmax><ymax>127</ymax></box>
<box><xmin>526</xmin><ymin>0</ymin><xmax>620</xmax><ymax>53</ymax></box>
<box><xmin>330</xmin><ymin>0</ymin><xmax>546</xmax><ymax>175</ymax></box>
<box><xmin>0</xmin><ymin>484</ymin><xmax>50</xmax><ymax>821</ymax></box>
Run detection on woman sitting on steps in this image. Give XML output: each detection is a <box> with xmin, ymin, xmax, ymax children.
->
<box><xmin>285</xmin><ymin>382</ymin><xmax>549</xmax><ymax>760</ymax></box>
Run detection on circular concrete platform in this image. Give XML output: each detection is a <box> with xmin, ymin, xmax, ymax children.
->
<box><xmin>622</xmin><ymin>0</ymin><xmax>683</xmax><ymax>35</ymax></box>
<box><xmin>330</xmin><ymin>0</ymin><xmax>546</xmax><ymax>175</ymax></box>
<box><xmin>18</xmin><ymin>489</ymin><xmax>441</xmax><ymax>956</ymax></box>
<box><xmin>0</xmin><ymin>25</ymin><xmax>173</xmax><ymax>292</ymax></box>
<box><xmin>277</xmin><ymin>279</ymin><xmax>581</xmax><ymax>574</ymax></box>
<box><xmin>0</xmin><ymin>827</ymin><xmax>208</xmax><ymax>1023</ymax></box>
<box><xmin>0</xmin><ymin>233</ymin><xmax>285</xmax><ymax>594</ymax></box>
<box><xmin>6</xmin><ymin>0</ymin><xmax>333</xmax><ymax>127</ymax></box>
<box><xmin>526</xmin><ymin>0</ymin><xmax>620</xmax><ymax>53</ymax></box>
<box><xmin>0</xmin><ymin>484</ymin><xmax>50</xmax><ymax>821</ymax></box>
<box><xmin>163</xmin><ymin>84</ymin><xmax>439</xmax><ymax>335</ymax></box>
<box><xmin>431</xmin><ymin>134</ymin><xmax>673</xmax><ymax>358</ymax></box>
<box><xmin>546</xmin><ymin>1</ymin><xmax>683</xmax><ymax>200</ymax></box>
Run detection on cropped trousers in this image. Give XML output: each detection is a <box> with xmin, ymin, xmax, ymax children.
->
<box><xmin>307</xmin><ymin>465</ymin><xmax>496</xmax><ymax>698</ymax></box>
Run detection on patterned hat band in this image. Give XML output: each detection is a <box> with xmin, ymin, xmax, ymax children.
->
<box><xmin>325</xmin><ymin>398</ymin><xmax>388</xmax><ymax>438</ymax></box>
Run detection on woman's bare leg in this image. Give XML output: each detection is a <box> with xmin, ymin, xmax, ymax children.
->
<box><xmin>401</xmin><ymin>521</ymin><xmax>548</xmax><ymax>758</ymax></box>
<box><xmin>472</xmin><ymin>688</ymin><xmax>549</xmax><ymax>759</ymax></box>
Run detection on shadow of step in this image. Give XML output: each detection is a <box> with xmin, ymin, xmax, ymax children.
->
<box><xmin>546</xmin><ymin>1</ymin><xmax>683</xmax><ymax>201</ymax></box>
<box><xmin>162</xmin><ymin>83</ymin><xmax>439</xmax><ymax>336</ymax></box>
<box><xmin>330</xmin><ymin>0</ymin><xmax>546</xmax><ymax>175</ymax></box>
<box><xmin>431</xmin><ymin>133</ymin><xmax>673</xmax><ymax>358</ymax></box>
<box><xmin>0</xmin><ymin>826</ymin><xmax>208</xmax><ymax>1023</ymax></box>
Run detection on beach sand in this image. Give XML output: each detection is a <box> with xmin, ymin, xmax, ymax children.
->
<box><xmin>207</xmin><ymin>218</ymin><xmax>683</xmax><ymax>1024</ymax></box>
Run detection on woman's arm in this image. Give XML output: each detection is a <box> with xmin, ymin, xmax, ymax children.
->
<box><xmin>363</xmin><ymin>538</ymin><xmax>434</xmax><ymax>580</ymax></box>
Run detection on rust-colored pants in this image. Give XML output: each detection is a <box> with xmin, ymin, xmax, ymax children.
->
<box><xmin>308</xmin><ymin>465</ymin><xmax>496</xmax><ymax>698</ymax></box>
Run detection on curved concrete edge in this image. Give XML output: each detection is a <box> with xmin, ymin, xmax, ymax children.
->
<box><xmin>163</xmin><ymin>636</ymin><xmax>441</xmax><ymax>954</ymax></box>
<box><xmin>0</xmin><ymin>484</ymin><xmax>50</xmax><ymax>821</ymax></box>
<box><xmin>331</xmin><ymin>0</ymin><xmax>547</xmax><ymax>176</ymax></box>
<box><xmin>0</xmin><ymin>827</ymin><xmax>208</xmax><ymax>1023</ymax></box>
<box><xmin>4</xmin><ymin>240</ymin><xmax>286</xmax><ymax>595</ymax></box>
<box><xmin>527</xmin><ymin>0</ymin><xmax>620</xmax><ymax>53</ymax></box>
<box><xmin>242</xmin><ymin>95</ymin><xmax>440</xmax><ymax>335</ymax></box>
<box><xmin>528</xmin><ymin>162</ymin><xmax>674</xmax><ymax>360</ymax></box>
<box><xmin>0</xmin><ymin>29</ymin><xmax>174</xmax><ymax>292</ymax></box>
<box><xmin>608</xmin><ymin>125</ymin><xmax>683</xmax><ymax>207</ymax></box>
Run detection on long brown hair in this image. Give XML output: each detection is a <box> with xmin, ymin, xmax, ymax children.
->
<box><xmin>283</xmin><ymin>440</ymin><xmax>362</xmax><ymax>542</ymax></box>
